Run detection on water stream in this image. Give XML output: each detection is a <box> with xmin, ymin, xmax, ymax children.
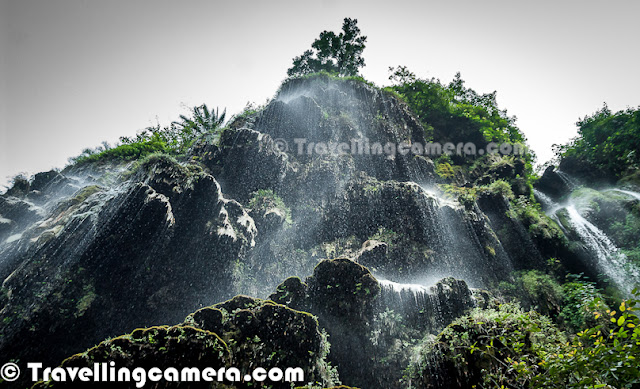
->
<box><xmin>611</xmin><ymin>188</ymin><xmax>640</xmax><ymax>201</ymax></box>
<box><xmin>536</xmin><ymin>187</ymin><xmax>640</xmax><ymax>294</ymax></box>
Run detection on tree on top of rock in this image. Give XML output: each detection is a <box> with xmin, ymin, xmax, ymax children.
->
<box><xmin>287</xmin><ymin>18</ymin><xmax>367</xmax><ymax>77</ymax></box>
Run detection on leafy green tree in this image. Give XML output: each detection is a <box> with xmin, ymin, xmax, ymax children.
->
<box><xmin>557</xmin><ymin>105</ymin><xmax>640</xmax><ymax>175</ymax></box>
<box><xmin>388</xmin><ymin>66</ymin><xmax>525</xmax><ymax>147</ymax></box>
<box><xmin>287</xmin><ymin>18</ymin><xmax>367</xmax><ymax>77</ymax></box>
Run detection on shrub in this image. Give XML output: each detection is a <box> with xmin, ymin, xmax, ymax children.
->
<box><xmin>559</xmin><ymin>274</ymin><xmax>610</xmax><ymax>332</ymax></box>
<box><xmin>484</xmin><ymin>179</ymin><xmax>515</xmax><ymax>200</ymax></box>
<box><xmin>407</xmin><ymin>292</ymin><xmax>640</xmax><ymax>389</ymax></box>
<box><xmin>248</xmin><ymin>189</ymin><xmax>292</xmax><ymax>225</ymax></box>
<box><xmin>533</xmin><ymin>292</ymin><xmax>640</xmax><ymax>388</ymax></box>
<box><xmin>70</xmin><ymin>104</ymin><xmax>226</xmax><ymax>166</ymax></box>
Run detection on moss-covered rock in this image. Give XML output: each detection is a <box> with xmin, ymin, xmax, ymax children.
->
<box><xmin>185</xmin><ymin>296</ymin><xmax>336</xmax><ymax>387</ymax></box>
<box><xmin>33</xmin><ymin>296</ymin><xmax>338</xmax><ymax>388</ymax></box>
<box><xmin>33</xmin><ymin>325</ymin><xmax>229</xmax><ymax>388</ymax></box>
<box><xmin>0</xmin><ymin>158</ymin><xmax>256</xmax><ymax>379</ymax></box>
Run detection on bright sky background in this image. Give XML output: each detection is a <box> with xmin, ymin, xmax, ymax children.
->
<box><xmin>1</xmin><ymin>0</ymin><xmax>639</xmax><ymax>190</ymax></box>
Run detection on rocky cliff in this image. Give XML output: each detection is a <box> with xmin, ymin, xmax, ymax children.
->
<box><xmin>2</xmin><ymin>74</ymin><xmax>639</xmax><ymax>388</ymax></box>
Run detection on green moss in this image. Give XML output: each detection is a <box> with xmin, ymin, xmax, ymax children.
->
<box><xmin>483</xmin><ymin>179</ymin><xmax>515</xmax><ymax>200</ymax></box>
<box><xmin>510</xmin><ymin>197</ymin><xmax>564</xmax><ymax>243</ymax></box>
<box><xmin>70</xmin><ymin>185</ymin><xmax>102</xmax><ymax>205</ymax></box>
<box><xmin>74</xmin><ymin>284</ymin><xmax>96</xmax><ymax>318</ymax></box>
<box><xmin>249</xmin><ymin>189</ymin><xmax>292</xmax><ymax>224</ymax></box>
<box><xmin>370</xmin><ymin>227</ymin><xmax>398</xmax><ymax>247</ymax></box>
<box><xmin>435</xmin><ymin>161</ymin><xmax>456</xmax><ymax>179</ymax></box>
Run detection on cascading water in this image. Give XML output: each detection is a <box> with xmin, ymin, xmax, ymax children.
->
<box><xmin>536</xmin><ymin>186</ymin><xmax>640</xmax><ymax>294</ymax></box>
<box><xmin>534</xmin><ymin>188</ymin><xmax>559</xmax><ymax>213</ymax></box>
<box><xmin>556</xmin><ymin>170</ymin><xmax>578</xmax><ymax>190</ymax></box>
<box><xmin>564</xmin><ymin>205</ymin><xmax>638</xmax><ymax>293</ymax></box>
<box><xmin>415</xmin><ymin>185</ymin><xmax>513</xmax><ymax>287</ymax></box>
<box><xmin>612</xmin><ymin>188</ymin><xmax>640</xmax><ymax>201</ymax></box>
<box><xmin>376</xmin><ymin>277</ymin><xmax>476</xmax><ymax>334</ymax></box>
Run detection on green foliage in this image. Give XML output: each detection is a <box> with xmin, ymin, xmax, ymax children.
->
<box><xmin>249</xmin><ymin>189</ymin><xmax>292</xmax><ymax>224</ymax></box>
<box><xmin>288</xmin><ymin>18</ymin><xmax>367</xmax><ymax>77</ymax></box>
<box><xmin>389</xmin><ymin>67</ymin><xmax>526</xmax><ymax>147</ymax></box>
<box><xmin>409</xmin><ymin>292</ymin><xmax>640</xmax><ymax>389</ymax></box>
<box><xmin>510</xmin><ymin>197</ymin><xmax>564</xmax><ymax>243</ymax></box>
<box><xmin>610</xmin><ymin>213</ymin><xmax>640</xmax><ymax>266</ymax></box>
<box><xmin>533</xmin><ymin>292</ymin><xmax>640</xmax><ymax>388</ymax></box>
<box><xmin>557</xmin><ymin>105</ymin><xmax>640</xmax><ymax>175</ymax></box>
<box><xmin>171</xmin><ymin>104</ymin><xmax>226</xmax><ymax>144</ymax></box>
<box><xmin>440</xmin><ymin>184</ymin><xmax>477</xmax><ymax>209</ymax></box>
<box><xmin>71</xmin><ymin>104</ymin><xmax>226</xmax><ymax>166</ymax></box>
<box><xmin>71</xmin><ymin>135</ymin><xmax>168</xmax><ymax>165</ymax></box>
<box><xmin>406</xmin><ymin>304</ymin><xmax>565</xmax><ymax>389</ymax></box>
<box><xmin>496</xmin><ymin>270</ymin><xmax>565</xmax><ymax>318</ymax></box>
<box><xmin>435</xmin><ymin>161</ymin><xmax>456</xmax><ymax>179</ymax></box>
<box><xmin>483</xmin><ymin>179</ymin><xmax>515</xmax><ymax>200</ymax></box>
<box><xmin>559</xmin><ymin>275</ymin><xmax>610</xmax><ymax>332</ymax></box>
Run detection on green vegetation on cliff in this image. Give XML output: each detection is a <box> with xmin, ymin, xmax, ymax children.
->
<box><xmin>388</xmin><ymin>66</ymin><xmax>527</xmax><ymax>148</ymax></box>
<box><xmin>557</xmin><ymin>105</ymin><xmax>640</xmax><ymax>176</ymax></box>
<box><xmin>70</xmin><ymin>103</ymin><xmax>226</xmax><ymax>166</ymax></box>
<box><xmin>408</xmin><ymin>292</ymin><xmax>640</xmax><ymax>389</ymax></box>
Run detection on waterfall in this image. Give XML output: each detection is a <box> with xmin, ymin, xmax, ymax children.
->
<box><xmin>556</xmin><ymin>170</ymin><xmax>578</xmax><ymax>190</ymax></box>
<box><xmin>611</xmin><ymin>188</ymin><xmax>640</xmax><ymax>201</ymax></box>
<box><xmin>533</xmin><ymin>189</ymin><xmax>561</xmax><ymax>214</ymax></box>
<box><xmin>536</xmin><ymin>185</ymin><xmax>640</xmax><ymax>294</ymax></box>
<box><xmin>416</xmin><ymin>185</ymin><xmax>513</xmax><ymax>287</ymax></box>
<box><xmin>377</xmin><ymin>279</ymin><xmax>448</xmax><ymax>332</ymax></box>
<box><xmin>564</xmin><ymin>205</ymin><xmax>638</xmax><ymax>293</ymax></box>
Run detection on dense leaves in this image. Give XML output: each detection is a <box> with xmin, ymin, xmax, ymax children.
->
<box><xmin>288</xmin><ymin>18</ymin><xmax>367</xmax><ymax>77</ymax></box>
<box><xmin>71</xmin><ymin>104</ymin><xmax>226</xmax><ymax>165</ymax></box>
<box><xmin>557</xmin><ymin>105</ymin><xmax>640</xmax><ymax>176</ymax></box>
<box><xmin>388</xmin><ymin>66</ymin><xmax>526</xmax><ymax>148</ymax></box>
<box><xmin>408</xmin><ymin>290</ymin><xmax>640</xmax><ymax>389</ymax></box>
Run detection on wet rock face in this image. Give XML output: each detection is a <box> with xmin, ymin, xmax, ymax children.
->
<box><xmin>0</xmin><ymin>196</ymin><xmax>44</xmax><ymax>243</ymax></box>
<box><xmin>558</xmin><ymin>156</ymin><xmax>613</xmax><ymax>186</ymax></box>
<box><xmin>324</xmin><ymin>176</ymin><xmax>428</xmax><ymax>242</ymax></box>
<box><xmin>306</xmin><ymin>258</ymin><xmax>381</xmax><ymax>320</ymax></box>
<box><xmin>476</xmin><ymin>192</ymin><xmax>545</xmax><ymax>270</ymax></box>
<box><xmin>322</xmin><ymin>175</ymin><xmax>513</xmax><ymax>285</ymax></box>
<box><xmin>1</xmin><ymin>76</ymin><xmax>566</xmax><ymax>389</ymax></box>
<box><xmin>254</xmin><ymin>75</ymin><xmax>431</xmax><ymax>184</ymax></box>
<box><xmin>270</xmin><ymin>258</ymin><xmax>381</xmax><ymax>322</ymax></box>
<box><xmin>535</xmin><ymin>166</ymin><xmax>572</xmax><ymax>200</ymax></box>
<box><xmin>270</xmin><ymin>258</ymin><xmax>381</xmax><ymax>388</ymax></box>
<box><xmin>270</xmin><ymin>259</ymin><xmax>479</xmax><ymax>389</ymax></box>
<box><xmin>215</xmin><ymin>128</ymin><xmax>292</xmax><ymax>202</ymax></box>
<box><xmin>354</xmin><ymin>239</ymin><xmax>388</xmax><ymax>269</ymax></box>
<box><xmin>0</xmin><ymin>158</ymin><xmax>256</xmax><ymax>375</ymax></box>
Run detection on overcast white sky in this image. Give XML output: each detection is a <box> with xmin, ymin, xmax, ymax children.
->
<box><xmin>1</xmin><ymin>0</ymin><xmax>639</xmax><ymax>189</ymax></box>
